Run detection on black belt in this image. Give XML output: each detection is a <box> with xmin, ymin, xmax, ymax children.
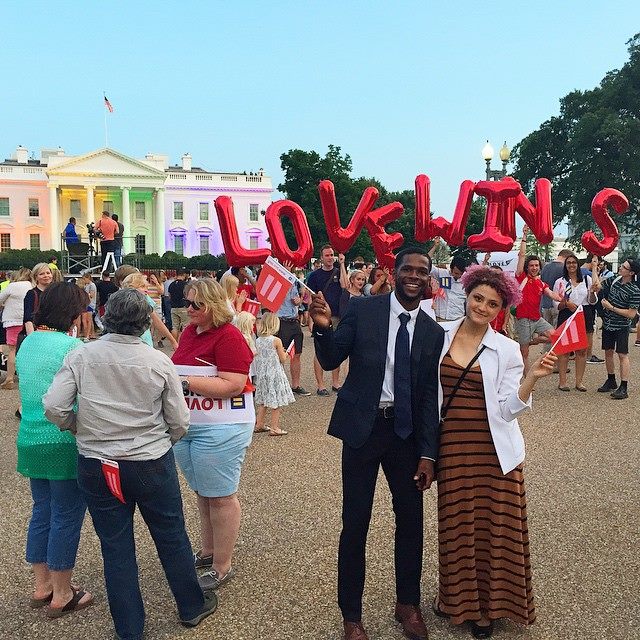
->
<box><xmin>377</xmin><ymin>406</ymin><xmax>395</xmax><ymax>419</ymax></box>
<box><xmin>279</xmin><ymin>317</ymin><xmax>299</xmax><ymax>323</ymax></box>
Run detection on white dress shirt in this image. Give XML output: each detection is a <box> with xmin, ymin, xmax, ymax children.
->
<box><xmin>379</xmin><ymin>293</ymin><xmax>421</xmax><ymax>406</ymax></box>
<box><xmin>431</xmin><ymin>266</ymin><xmax>466</xmax><ymax>320</ymax></box>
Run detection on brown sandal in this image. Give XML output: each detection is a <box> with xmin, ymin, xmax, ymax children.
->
<box><xmin>253</xmin><ymin>426</ymin><xmax>270</xmax><ymax>433</ymax></box>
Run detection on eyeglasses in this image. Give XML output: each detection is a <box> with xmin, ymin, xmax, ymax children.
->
<box><xmin>183</xmin><ymin>298</ymin><xmax>202</xmax><ymax>310</ymax></box>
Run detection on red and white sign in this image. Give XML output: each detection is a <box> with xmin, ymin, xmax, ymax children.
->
<box><xmin>174</xmin><ymin>365</ymin><xmax>255</xmax><ymax>425</ymax></box>
<box><xmin>549</xmin><ymin>306</ymin><xmax>588</xmax><ymax>355</ymax></box>
<box><xmin>286</xmin><ymin>339</ymin><xmax>296</xmax><ymax>358</ymax></box>
<box><xmin>100</xmin><ymin>458</ymin><xmax>125</xmax><ymax>503</ymax></box>
<box><xmin>242</xmin><ymin>298</ymin><xmax>261</xmax><ymax>317</ymax></box>
<box><xmin>255</xmin><ymin>257</ymin><xmax>297</xmax><ymax>312</ymax></box>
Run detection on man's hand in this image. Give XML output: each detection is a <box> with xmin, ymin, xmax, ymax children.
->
<box><xmin>338</xmin><ymin>253</ymin><xmax>346</xmax><ymax>265</ymax></box>
<box><xmin>414</xmin><ymin>459</ymin><xmax>435</xmax><ymax>491</ymax></box>
<box><xmin>309</xmin><ymin>292</ymin><xmax>332</xmax><ymax>329</ymax></box>
<box><xmin>283</xmin><ymin>260</ymin><xmax>294</xmax><ymax>272</ymax></box>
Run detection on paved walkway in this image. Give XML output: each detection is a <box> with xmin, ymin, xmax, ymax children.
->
<box><xmin>0</xmin><ymin>335</ymin><xmax>638</xmax><ymax>639</ymax></box>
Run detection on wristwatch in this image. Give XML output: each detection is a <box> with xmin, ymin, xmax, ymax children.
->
<box><xmin>181</xmin><ymin>379</ymin><xmax>190</xmax><ymax>396</ymax></box>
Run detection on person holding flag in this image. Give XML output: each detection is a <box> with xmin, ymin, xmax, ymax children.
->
<box><xmin>551</xmin><ymin>252</ymin><xmax>600</xmax><ymax>392</ymax></box>
<box><xmin>274</xmin><ymin>261</ymin><xmax>311</xmax><ymax>397</ymax></box>
<box><xmin>514</xmin><ymin>227</ymin><xmax>563</xmax><ymax>374</ymax></box>
<box><xmin>434</xmin><ymin>265</ymin><xmax>556</xmax><ymax>638</ymax></box>
<box><xmin>596</xmin><ymin>258</ymin><xmax>640</xmax><ymax>399</ymax></box>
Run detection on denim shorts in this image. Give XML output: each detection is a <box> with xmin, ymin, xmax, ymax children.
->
<box><xmin>173</xmin><ymin>422</ymin><xmax>253</xmax><ymax>497</ymax></box>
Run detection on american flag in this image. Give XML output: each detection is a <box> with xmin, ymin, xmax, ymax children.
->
<box><xmin>104</xmin><ymin>95</ymin><xmax>114</xmax><ymax>113</ymax></box>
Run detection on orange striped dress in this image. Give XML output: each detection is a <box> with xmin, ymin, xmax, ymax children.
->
<box><xmin>437</xmin><ymin>353</ymin><xmax>535</xmax><ymax>626</ymax></box>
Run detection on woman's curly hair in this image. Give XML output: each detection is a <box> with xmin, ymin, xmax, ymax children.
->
<box><xmin>460</xmin><ymin>264</ymin><xmax>522</xmax><ymax>309</ymax></box>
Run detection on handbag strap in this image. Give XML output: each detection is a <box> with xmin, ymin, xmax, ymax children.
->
<box><xmin>441</xmin><ymin>345</ymin><xmax>486</xmax><ymax>422</ymax></box>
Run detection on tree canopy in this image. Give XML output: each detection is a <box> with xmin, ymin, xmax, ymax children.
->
<box><xmin>279</xmin><ymin>145</ymin><xmax>454</xmax><ymax>261</ymax></box>
<box><xmin>512</xmin><ymin>33</ymin><xmax>640</xmax><ymax>249</ymax></box>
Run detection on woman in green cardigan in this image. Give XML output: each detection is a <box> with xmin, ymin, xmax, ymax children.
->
<box><xmin>16</xmin><ymin>282</ymin><xmax>94</xmax><ymax>618</ymax></box>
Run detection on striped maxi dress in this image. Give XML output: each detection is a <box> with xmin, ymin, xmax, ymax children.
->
<box><xmin>436</xmin><ymin>353</ymin><xmax>536</xmax><ymax>626</ymax></box>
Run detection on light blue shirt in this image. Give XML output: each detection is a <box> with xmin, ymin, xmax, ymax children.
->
<box><xmin>276</xmin><ymin>284</ymin><xmax>300</xmax><ymax>319</ymax></box>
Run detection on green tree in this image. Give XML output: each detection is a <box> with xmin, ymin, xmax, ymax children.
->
<box><xmin>512</xmin><ymin>33</ymin><xmax>640</xmax><ymax>249</ymax></box>
<box><xmin>279</xmin><ymin>145</ymin><xmax>442</xmax><ymax>262</ymax></box>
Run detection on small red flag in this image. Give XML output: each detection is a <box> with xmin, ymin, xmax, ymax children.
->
<box><xmin>241</xmin><ymin>298</ymin><xmax>260</xmax><ymax>317</ymax></box>
<box><xmin>255</xmin><ymin>257</ymin><xmax>297</xmax><ymax>313</ymax></box>
<box><xmin>549</xmin><ymin>306</ymin><xmax>588</xmax><ymax>355</ymax></box>
<box><xmin>286</xmin><ymin>339</ymin><xmax>296</xmax><ymax>358</ymax></box>
<box><xmin>100</xmin><ymin>458</ymin><xmax>125</xmax><ymax>503</ymax></box>
<box><xmin>104</xmin><ymin>95</ymin><xmax>114</xmax><ymax>113</ymax></box>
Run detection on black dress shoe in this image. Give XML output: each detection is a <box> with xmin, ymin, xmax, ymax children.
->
<box><xmin>470</xmin><ymin>621</ymin><xmax>494</xmax><ymax>638</ymax></box>
<box><xmin>15</xmin><ymin>409</ymin><xmax>21</xmax><ymax>419</ymax></box>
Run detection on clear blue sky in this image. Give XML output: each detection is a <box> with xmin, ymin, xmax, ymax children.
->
<box><xmin>3</xmin><ymin>1</ymin><xmax>638</xmax><ymax>220</ymax></box>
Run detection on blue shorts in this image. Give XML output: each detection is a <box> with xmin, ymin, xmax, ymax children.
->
<box><xmin>173</xmin><ymin>422</ymin><xmax>253</xmax><ymax>498</ymax></box>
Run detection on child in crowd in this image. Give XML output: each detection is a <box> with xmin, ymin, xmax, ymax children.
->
<box><xmin>236</xmin><ymin>311</ymin><xmax>257</xmax><ymax>355</ymax></box>
<box><xmin>253</xmin><ymin>312</ymin><xmax>295</xmax><ymax>436</ymax></box>
<box><xmin>236</xmin><ymin>311</ymin><xmax>257</xmax><ymax>387</ymax></box>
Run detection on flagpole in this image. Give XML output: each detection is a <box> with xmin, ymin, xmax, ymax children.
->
<box><xmin>103</xmin><ymin>92</ymin><xmax>109</xmax><ymax>148</ymax></box>
<box><xmin>296</xmin><ymin>277</ymin><xmax>315</xmax><ymax>295</ymax></box>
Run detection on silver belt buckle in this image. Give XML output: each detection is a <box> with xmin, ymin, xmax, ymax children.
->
<box><xmin>382</xmin><ymin>405</ymin><xmax>393</xmax><ymax>419</ymax></box>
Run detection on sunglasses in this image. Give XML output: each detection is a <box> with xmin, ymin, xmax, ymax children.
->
<box><xmin>182</xmin><ymin>298</ymin><xmax>202</xmax><ymax>310</ymax></box>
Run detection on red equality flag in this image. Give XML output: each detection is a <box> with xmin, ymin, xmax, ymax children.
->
<box><xmin>100</xmin><ymin>458</ymin><xmax>125</xmax><ymax>503</ymax></box>
<box><xmin>549</xmin><ymin>306</ymin><xmax>588</xmax><ymax>355</ymax></box>
<box><xmin>255</xmin><ymin>257</ymin><xmax>297</xmax><ymax>312</ymax></box>
<box><xmin>104</xmin><ymin>95</ymin><xmax>114</xmax><ymax>113</ymax></box>
<box><xmin>286</xmin><ymin>339</ymin><xmax>296</xmax><ymax>358</ymax></box>
<box><xmin>241</xmin><ymin>298</ymin><xmax>261</xmax><ymax>317</ymax></box>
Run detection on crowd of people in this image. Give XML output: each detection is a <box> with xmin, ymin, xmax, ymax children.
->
<box><xmin>0</xmin><ymin>233</ymin><xmax>639</xmax><ymax>640</ymax></box>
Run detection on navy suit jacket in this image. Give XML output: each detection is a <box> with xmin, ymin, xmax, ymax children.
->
<box><xmin>314</xmin><ymin>293</ymin><xmax>444</xmax><ymax>459</ymax></box>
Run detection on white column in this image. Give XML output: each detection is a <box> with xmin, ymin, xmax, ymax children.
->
<box><xmin>48</xmin><ymin>184</ymin><xmax>60</xmax><ymax>250</ymax></box>
<box><xmin>154</xmin><ymin>187</ymin><xmax>166</xmax><ymax>254</ymax></box>
<box><xmin>86</xmin><ymin>185</ymin><xmax>95</xmax><ymax>225</ymax></box>
<box><xmin>121</xmin><ymin>186</ymin><xmax>131</xmax><ymax>254</ymax></box>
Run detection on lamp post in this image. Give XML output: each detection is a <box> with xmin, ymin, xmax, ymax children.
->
<box><xmin>482</xmin><ymin>140</ymin><xmax>510</xmax><ymax>180</ymax></box>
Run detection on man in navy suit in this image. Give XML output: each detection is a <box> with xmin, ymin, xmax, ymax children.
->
<box><xmin>310</xmin><ymin>248</ymin><xmax>444</xmax><ymax>640</ymax></box>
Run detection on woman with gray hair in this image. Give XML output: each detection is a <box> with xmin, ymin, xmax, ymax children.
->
<box><xmin>43</xmin><ymin>288</ymin><xmax>217</xmax><ymax>640</ymax></box>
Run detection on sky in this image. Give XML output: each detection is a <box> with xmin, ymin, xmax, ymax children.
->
<box><xmin>3</xmin><ymin>0</ymin><xmax>639</xmax><ymax>222</ymax></box>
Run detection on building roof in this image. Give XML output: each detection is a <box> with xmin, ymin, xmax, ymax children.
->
<box><xmin>1</xmin><ymin>158</ymin><xmax>44</xmax><ymax>166</ymax></box>
<box><xmin>166</xmin><ymin>164</ymin><xmax>261</xmax><ymax>177</ymax></box>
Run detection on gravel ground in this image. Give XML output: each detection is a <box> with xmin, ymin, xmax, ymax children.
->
<box><xmin>0</xmin><ymin>331</ymin><xmax>638</xmax><ymax>640</ymax></box>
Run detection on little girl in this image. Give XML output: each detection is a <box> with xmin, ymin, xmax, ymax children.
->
<box><xmin>253</xmin><ymin>312</ymin><xmax>295</xmax><ymax>436</ymax></box>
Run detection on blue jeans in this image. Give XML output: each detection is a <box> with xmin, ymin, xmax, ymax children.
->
<box><xmin>26</xmin><ymin>478</ymin><xmax>86</xmax><ymax>571</ymax></box>
<box><xmin>77</xmin><ymin>450</ymin><xmax>204</xmax><ymax>640</ymax></box>
<box><xmin>113</xmin><ymin>244</ymin><xmax>123</xmax><ymax>267</ymax></box>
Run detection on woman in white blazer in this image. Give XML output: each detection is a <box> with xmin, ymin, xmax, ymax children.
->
<box><xmin>433</xmin><ymin>265</ymin><xmax>555</xmax><ymax>639</ymax></box>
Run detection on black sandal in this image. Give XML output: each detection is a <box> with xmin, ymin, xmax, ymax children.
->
<box><xmin>47</xmin><ymin>587</ymin><xmax>94</xmax><ymax>618</ymax></box>
<box><xmin>470</xmin><ymin>620</ymin><xmax>494</xmax><ymax>638</ymax></box>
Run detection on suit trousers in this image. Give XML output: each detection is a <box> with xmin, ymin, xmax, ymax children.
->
<box><xmin>338</xmin><ymin>415</ymin><xmax>423</xmax><ymax>622</ymax></box>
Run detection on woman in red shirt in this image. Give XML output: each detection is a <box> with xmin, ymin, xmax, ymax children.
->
<box><xmin>172</xmin><ymin>278</ymin><xmax>254</xmax><ymax>592</ymax></box>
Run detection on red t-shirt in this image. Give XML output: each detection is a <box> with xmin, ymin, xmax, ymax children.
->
<box><xmin>490</xmin><ymin>308</ymin><xmax>507</xmax><ymax>333</ymax></box>
<box><xmin>172</xmin><ymin>322</ymin><xmax>253</xmax><ymax>374</ymax></box>
<box><xmin>515</xmin><ymin>272</ymin><xmax>548</xmax><ymax>320</ymax></box>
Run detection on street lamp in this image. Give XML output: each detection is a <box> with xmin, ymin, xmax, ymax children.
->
<box><xmin>482</xmin><ymin>140</ymin><xmax>510</xmax><ymax>180</ymax></box>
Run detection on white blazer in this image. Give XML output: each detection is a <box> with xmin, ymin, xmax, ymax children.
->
<box><xmin>438</xmin><ymin>319</ymin><xmax>532</xmax><ymax>475</ymax></box>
